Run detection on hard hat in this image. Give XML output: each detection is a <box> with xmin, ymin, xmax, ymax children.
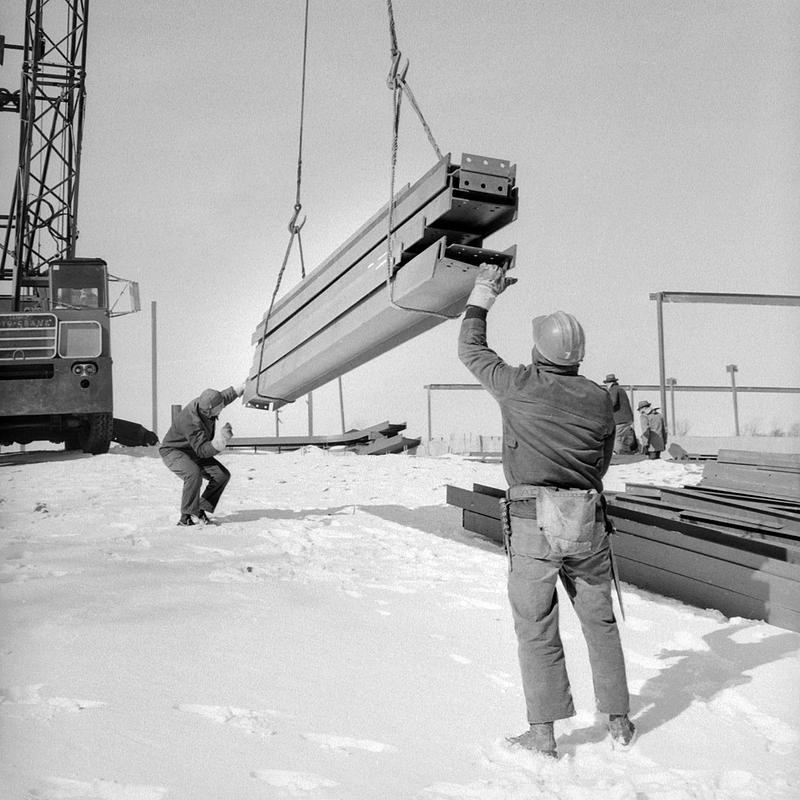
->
<box><xmin>531</xmin><ymin>311</ymin><xmax>585</xmax><ymax>365</ymax></box>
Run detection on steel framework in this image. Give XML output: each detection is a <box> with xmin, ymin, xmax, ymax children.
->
<box><xmin>422</xmin><ymin>382</ymin><xmax>800</xmax><ymax>442</ymax></box>
<box><xmin>649</xmin><ymin>292</ymin><xmax>800</xmax><ymax>430</ymax></box>
<box><xmin>0</xmin><ymin>0</ymin><xmax>89</xmax><ymax>307</ymax></box>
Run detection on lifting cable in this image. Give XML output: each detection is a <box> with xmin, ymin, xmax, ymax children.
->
<box><xmin>256</xmin><ymin>0</ymin><xmax>311</xmax><ymax>400</ymax></box>
<box><xmin>256</xmin><ymin>1</ymin><xmax>451</xmax><ymax>402</ymax></box>
<box><xmin>265</xmin><ymin>0</ymin><xmax>310</xmax><ymax>324</ymax></box>
<box><xmin>384</xmin><ymin>0</ymin><xmax>460</xmax><ymax>320</ymax></box>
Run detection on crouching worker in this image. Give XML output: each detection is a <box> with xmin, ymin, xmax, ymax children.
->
<box><xmin>159</xmin><ymin>384</ymin><xmax>244</xmax><ymax>526</ymax></box>
<box><xmin>458</xmin><ymin>264</ymin><xmax>635</xmax><ymax>758</ymax></box>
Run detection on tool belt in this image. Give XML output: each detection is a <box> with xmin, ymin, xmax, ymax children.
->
<box><xmin>501</xmin><ymin>484</ymin><xmax>607</xmax><ymax>561</ymax></box>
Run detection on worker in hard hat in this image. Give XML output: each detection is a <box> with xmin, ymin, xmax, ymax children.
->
<box><xmin>458</xmin><ymin>264</ymin><xmax>634</xmax><ymax>758</ymax></box>
<box><xmin>637</xmin><ymin>400</ymin><xmax>667</xmax><ymax>459</ymax></box>
<box><xmin>159</xmin><ymin>384</ymin><xmax>245</xmax><ymax>526</ymax></box>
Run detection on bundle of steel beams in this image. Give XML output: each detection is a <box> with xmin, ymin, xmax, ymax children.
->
<box><xmin>445</xmin><ymin>450</ymin><xmax>800</xmax><ymax>633</ymax></box>
<box><xmin>245</xmin><ymin>153</ymin><xmax>518</xmax><ymax>410</ymax></box>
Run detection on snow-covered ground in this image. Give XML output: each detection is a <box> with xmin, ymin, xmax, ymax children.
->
<box><xmin>1</xmin><ymin>448</ymin><xmax>798</xmax><ymax>800</ymax></box>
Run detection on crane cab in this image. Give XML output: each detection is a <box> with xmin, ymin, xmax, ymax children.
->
<box><xmin>0</xmin><ymin>258</ymin><xmax>114</xmax><ymax>453</ymax></box>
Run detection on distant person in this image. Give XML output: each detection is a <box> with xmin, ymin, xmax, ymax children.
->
<box><xmin>458</xmin><ymin>264</ymin><xmax>634</xmax><ymax>759</ymax></box>
<box><xmin>602</xmin><ymin>374</ymin><xmax>637</xmax><ymax>454</ymax></box>
<box><xmin>159</xmin><ymin>384</ymin><xmax>244</xmax><ymax>526</ymax></box>
<box><xmin>637</xmin><ymin>400</ymin><xmax>667</xmax><ymax>459</ymax></box>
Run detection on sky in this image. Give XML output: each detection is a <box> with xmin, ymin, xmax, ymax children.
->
<box><xmin>2</xmin><ymin>449</ymin><xmax>799</xmax><ymax>798</ymax></box>
<box><xmin>2</xmin><ymin>0</ymin><xmax>799</xmax><ymax>440</ymax></box>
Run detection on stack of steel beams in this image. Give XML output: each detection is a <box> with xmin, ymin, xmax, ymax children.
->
<box><xmin>245</xmin><ymin>153</ymin><xmax>518</xmax><ymax>410</ymax></box>
<box><xmin>446</xmin><ymin>450</ymin><xmax>800</xmax><ymax>632</ymax></box>
<box><xmin>226</xmin><ymin>420</ymin><xmax>419</xmax><ymax>455</ymax></box>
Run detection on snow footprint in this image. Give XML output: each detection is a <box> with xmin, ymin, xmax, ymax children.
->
<box><xmin>301</xmin><ymin>732</ymin><xmax>398</xmax><ymax>754</ymax></box>
<box><xmin>186</xmin><ymin>544</ymin><xmax>235</xmax><ymax>557</ymax></box>
<box><xmin>177</xmin><ymin>703</ymin><xmax>280</xmax><ymax>738</ymax></box>
<box><xmin>709</xmin><ymin>692</ymin><xmax>799</xmax><ymax>755</ymax></box>
<box><xmin>1</xmin><ymin>684</ymin><xmax>106</xmax><ymax>721</ymax></box>
<box><xmin>251</xmin><ymin>769</ymin><xmax>338</xmax><ymax>794</ymax></box>
<box><xmin>0</xmin><ymin>561</ymin><xmax>68</xmax><ymax>582</ymax></box>
<box><xmin>31</xmin><ymin>776</ymin><xmax>167</xmax><ymax>799</ymax></box>
<box><xmin>485</xmin><ymin>670</ymin><xmax>516</xmax><ymax>690</ymax></box>
<box><xmin>443</xmin><ymin>592</ymin><xmax>503</xmax><ymax>610</ymax></box>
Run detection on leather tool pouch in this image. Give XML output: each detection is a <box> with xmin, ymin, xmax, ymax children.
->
<box><xmin>506</xmin><ymin>486</ymin><xmax>602</xmax><ymax>560</ymax></box>
<box><xmin>536</xmin><ymin>488</ymin><xmax>599</xmax><ymax>557</ymax></box>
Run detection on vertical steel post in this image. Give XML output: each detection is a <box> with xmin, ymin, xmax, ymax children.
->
<box><xmin>427</xmin><ymin>385</ymin><xmax>432</xmax><ymax>442</ymax></box>
<box><xmin>667</xmin><ymin>377</ymin><xmax>677</xmax><ymax>436</ymax></box>
<box><xmin>171</xmin><ymin>404</ymin><xmax>181</xmax><ymax>425</ymax></box>
<box><xmin>338</xmin><ymin>377</ymin><xmax>345</xmax><ymax>434</ymax></box>
<box><xmin>274</xmin><ymin>409</ymin><xmax>280</xmax><ymax>437</ymax></box>
<box><xmin>150</xmin><ymin>300</ymin><xmax>157</xmax><ymax>435</ymax></box>
<box><xmin>655</xmin><ymin>293</ymin><xmax>668</xmax><ymax>432</ymax></box>
<box><xmin>726</xmin><ymin>364</ymin><xmax>740</xmax><ymax>435</ymax></box>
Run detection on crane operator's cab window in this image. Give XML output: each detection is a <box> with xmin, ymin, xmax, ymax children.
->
<box><xmin>50</xmin><ymin>260</ymin><xmax>108</xmax><ymax>310</ymax></box>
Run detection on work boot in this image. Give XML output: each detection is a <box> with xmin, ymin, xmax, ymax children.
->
<box><xmin>197</xmin><ymin>510</ymin><xmax>211</xmax><ymax>525</ymax></box>
<box><xmin>507</xmin><ymin>722</ymin><xmax>558</xmax><ymax>758</ymax></box>
<box><xmin>608</xmin><ymin>714</ymin><xmax>636</xmax><ymax>750</ymax></box>
<box><xmin>177</xmin><ymin>514</ymin><xmax>195</xmax><ymax>526</ymax></box>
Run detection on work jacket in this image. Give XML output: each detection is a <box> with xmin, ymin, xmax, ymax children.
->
<box><xmin>458</xmin><ymin>310</ymin><xmax>615</xmax><ymax>491</ymax></box>
<box><xmin>640</xmin><ymin>409</ymin><xmax>667</xmax><ymax>452</ymax></box>
<box><xmin>607</xmin><ymin>382</ymin><xmax>633</xmax><ymax>425</ymax></box>
<box><xmin>159</xmin><ymin>386</ymin><xmax>239</xmax><ymax>459</ymax></box>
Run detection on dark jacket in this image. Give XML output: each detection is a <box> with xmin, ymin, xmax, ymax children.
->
<box><xmin>606</xmin><ymin>382</ymin><xmax>633</xmax><ymax>425</ymax></box>
<box><xmin>159</xmin><ymin>386</ymin><xmax>239</xmax><ymax>459</ymax></box>
<box><xmin>640</xmin><ymin>408</ymin><xmax>667</xmax><ymax>453</ymax></box>
<box><xmin>458</xmin><ymin>310</ymin><xmax>615</xmax><ymax>491</ymax></box>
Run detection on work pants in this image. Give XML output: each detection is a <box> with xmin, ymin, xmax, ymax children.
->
<box><xmin>507</xmin><ymin>540</ymin><xmax>630</xmax><ymax>723</ymax></box>
<box><xmin>613</xmin><ymin>422</ymin><xmax>636</xmax><ymax>454</ymax></box>
<box><xmin>160</xmin><ymin>448</ymin><xmax>230</xmax><ymax>516</ymax></box>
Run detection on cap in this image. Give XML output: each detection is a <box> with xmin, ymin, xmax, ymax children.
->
<box><xmin>198</xmin><ymin>388</ymin><xmax>224</xmax><ymax>415</ymax></box>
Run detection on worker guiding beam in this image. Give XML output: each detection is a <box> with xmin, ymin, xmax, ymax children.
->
<box><xmin>159</xmin><ymin>384</ymin><xmax>245</xmax><ymax>526</ymax></box>
<box><xmin>458</xmin><ymin>264</ymin><xmax>635</xmax><ymax>758</ymax></box>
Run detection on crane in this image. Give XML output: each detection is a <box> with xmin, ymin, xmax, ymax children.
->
<box><xmin>0</xmin><ymin>0</ymin><xmax>140</xmax><ymax>453</ymax></box>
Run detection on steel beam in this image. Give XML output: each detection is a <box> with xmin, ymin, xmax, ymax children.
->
<box><xmin>246</xmin><ymin>153</ymin><xmax>518</xmax><ymax>409</ymax></box>
<box><xmin>648</xmin><ymin>292</ymin><xmax>800</xmax><ymax>306</ymax></box>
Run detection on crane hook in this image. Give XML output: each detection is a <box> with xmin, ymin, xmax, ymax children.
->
<box><xmin>386</xmin><ymin>51</ymin><xmax>409</xmax><ymax>90</ymax></box>
<box><xmin>288</xmin><ymin>203</ymin><xmax>306</xmax><ymax>235</ymax></box>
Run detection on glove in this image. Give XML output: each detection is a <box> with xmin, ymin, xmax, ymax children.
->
<box><xmin>211</xmin><ymin>422</ymin><xmax>233</xmax><ymax>453</ymax></box>
<box><xmin>466</xmin><ymin>263</ymin><xmax>517</xmax><ymax>310</ymax></box>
